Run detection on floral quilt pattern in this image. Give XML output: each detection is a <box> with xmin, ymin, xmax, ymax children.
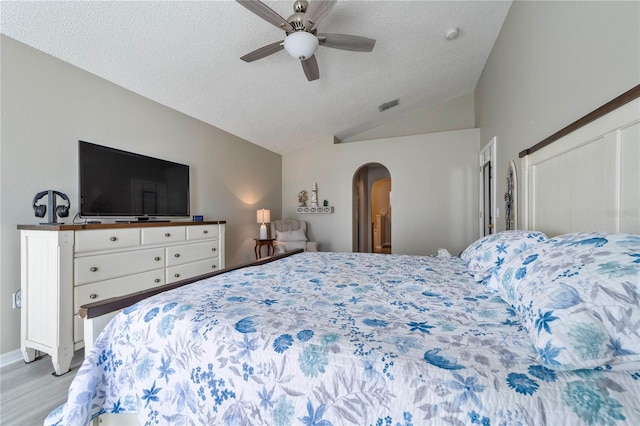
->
<box><xmin>492</xmin><ymin>232</ymin><xmax>640</xmax><ymax>372</ymax></box>
<box><xmin>46</xmin><ymin>252</ymin><xmax>640</xmax><ymax>426</ymax></box>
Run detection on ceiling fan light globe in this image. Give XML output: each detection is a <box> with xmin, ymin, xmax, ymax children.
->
<box><xmin>283</xmin><ymin>31</ymin><xmax>319</xmax><ymax>60</ymax></box>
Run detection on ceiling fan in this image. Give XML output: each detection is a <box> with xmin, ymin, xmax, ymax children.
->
<box><xmin>237</xmin><ymin>0</ymin><xmax>376</xmax><ymax>81</ymax></box>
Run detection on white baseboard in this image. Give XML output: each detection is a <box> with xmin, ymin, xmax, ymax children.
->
<box><xmin>0</xmin><ymin>349</ymin><xmax>24</xmax><ymax>368</ymax></box>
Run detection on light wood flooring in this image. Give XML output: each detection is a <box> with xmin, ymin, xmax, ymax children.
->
<box><xmin>0</xmin><ymin>350</ymin><xmax>84</xmax><ymax>426</ymax></box>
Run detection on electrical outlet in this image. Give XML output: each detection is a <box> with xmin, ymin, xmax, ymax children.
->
<box><xmin>12</xmin><ymin>289</ymin><xmax>22</xmax><ymax>309</ymax></box>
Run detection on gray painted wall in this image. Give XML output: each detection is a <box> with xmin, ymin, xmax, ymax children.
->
<box><xmin>475</xmin><ymin>0</ymin><xmax>640</xmax><ymax>232</ymax></box>
<box><xmin>0</xmin><ymin>36</ymin><xmax>281</xmax><ymax>355</ymax></box>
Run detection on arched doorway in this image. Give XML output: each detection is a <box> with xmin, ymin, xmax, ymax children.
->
<box><xmin>352</xmin><ymin>163</ymin><xmax>392</xmax><ymax>253</ymax></box>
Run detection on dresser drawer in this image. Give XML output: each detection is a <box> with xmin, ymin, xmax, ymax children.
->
<box><xmin>74</xmin><ymin>269</ymin><xmax>165</xmax><ymax>313</ymax></box>
<box><xmin>141</xmin><ymin>226</ymin><xmax>185</xmax><ymax>246</ymax></box>
<box><xmin>166</xmin><ymin>241</ymin><xmax>219</xmax><ymax>267</ymax></box>
<box><xmin>75</xmin><ymin>228</ymin><xmax>140</xmax><ymax>253</ymax></box>
<box><xmin>186</xmin><ymin>225</ymin><xmax>219</xmax><ymax>241</ymax></box>
<box><xmin>73</xmin><ymin>267</ymin><xmax>166</xmax><ymax>344</ymax></box>
<box><xmin>166</xmin><ymin>258</ymin><xmax>219</xmax><ymax>283</ymax></box>
<box><xmin>75</xmin><ymin>248</ymin><xmax>164</xmax><ymax>285</ymax></box>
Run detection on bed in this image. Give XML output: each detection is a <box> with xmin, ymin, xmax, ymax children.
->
<box><xmin>46</xmin><ymin>85</ymin><xmax>640</xmax><ymax>425</ymax></box>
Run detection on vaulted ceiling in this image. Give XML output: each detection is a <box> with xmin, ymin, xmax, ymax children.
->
<box><xmin>1</xmin><ymin>0</ymin><xmax>512</xmax><ymax>154</ymax></box>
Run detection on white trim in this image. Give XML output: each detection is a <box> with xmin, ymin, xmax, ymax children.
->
<box><xmin>0</xmin><ymin>349</ymin><xmax>25</xmax><ymax>368</ymax></box>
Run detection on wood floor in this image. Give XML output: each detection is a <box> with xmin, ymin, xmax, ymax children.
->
<box><xmin>0</xmin><ymin>350</ymin><xmax>84</xmax><ymax>426</ymax></box>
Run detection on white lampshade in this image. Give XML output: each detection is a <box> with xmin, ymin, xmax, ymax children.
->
<box><xmin>256</xmin><ymin>209</ymin><xmax>271</xmax><ymax>224</ymax></box>
<box><xmin>257</xmin><ymin>209</ymin><xmax>270</xmax><ymax>240</ymax></box>
<box><xmin>283</xmin><ymin>31</ymin><xmax>319</xmax><ymax>60</ymax></box>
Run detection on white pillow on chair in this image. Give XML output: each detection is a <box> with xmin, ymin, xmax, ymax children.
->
<box><xmin>275</xmin><ymin>229</ymin><xmax>307</xmax><ymax>242</ymax></box>
<box><xmin>276</xmin><ymin>241</ymin><xmax>308</xmax><ymax>252</ymax></box>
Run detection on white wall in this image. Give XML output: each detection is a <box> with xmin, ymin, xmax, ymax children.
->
<box><xmin>282</xmin><ymin>129</ymin><xmax>480</xmax><ymax>256</ymax></box>
<box><xmin>475</xmin><ymin>0</ymin><xmax>640</xmax><ymax>232</ymax></box>
<box><xmin>0</xmin><ymin>36</ymin><xmax>282</xmax><ymax>355</ymax></box>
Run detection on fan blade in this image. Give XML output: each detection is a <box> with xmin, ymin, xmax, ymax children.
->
<box><xmin>236</xmin><ymin>0</ymin><xmax>294</xmax><ymax>32</ymax></box>
<box><xmin>318</xmin><ymin>33</ymin><xmax>376</xmax><ymax>52</ymax></box>
<box><xmin>303</xmin><ymin>0</ymin><xmax>337</xmax><ymax>31</ymax></box>
<box><xmin>301</xmin><ymin>55</ymin><xmax>319</xmax><ymax>81</ymax></box>
<box><xmin>241</xmin><ymin>41</ymin><xmax>284</xmax><ymax>62</ymax></box>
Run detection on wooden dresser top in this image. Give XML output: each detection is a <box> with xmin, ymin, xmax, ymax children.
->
<box><xmin>17</xmin><ymin>220</ymin><xmax>226</xmax><ymax>231</ymax></box>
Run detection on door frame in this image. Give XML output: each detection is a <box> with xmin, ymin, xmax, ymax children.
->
<box><xmin>479</xmin><ymin>138</ymin><xmax>497</xmax><ymax>237</ymax></box>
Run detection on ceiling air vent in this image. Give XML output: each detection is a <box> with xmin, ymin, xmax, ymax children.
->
<box><xmin>378</xmin><ymin>98</ymin><xmax>399</xmax><ymax>112</ymax></box>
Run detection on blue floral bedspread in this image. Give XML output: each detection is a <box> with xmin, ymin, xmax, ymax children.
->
<box><xmin>46</xmin><ymin>252</ymin><xmax>640</xmax><ymax>425</ymax></box>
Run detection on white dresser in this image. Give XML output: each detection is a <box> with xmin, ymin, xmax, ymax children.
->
<box><xmin>18</xmin><ymin>221</ymin><xmax>225</xmax><ymax>375</ymax></box>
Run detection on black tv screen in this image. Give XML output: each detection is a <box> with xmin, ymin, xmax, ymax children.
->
<box><xmin>79</xmin><ymin>141</ymin><xmax>190</xmax><ymax>218</ymax></box>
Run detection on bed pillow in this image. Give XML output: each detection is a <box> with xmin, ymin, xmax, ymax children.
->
<box><xmin>460</xmin><ymin>230</ymin><xmax>548</xmax><ymax>288</ymax></box>
<box><xmin>276</xmin><ymin>229</ymin><xmax>307</xmax><ymax>242</ymax></box>
<box><xmin>492</xmin><ymin>232</ymin><xmax>640</xmax><ymax>371</ymax></box>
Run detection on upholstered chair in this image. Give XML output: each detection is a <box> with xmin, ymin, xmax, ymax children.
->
<box><xmin>270</xmin><ymin>219</ymin><xmax>318</xmax><ymax>253</ymax></box>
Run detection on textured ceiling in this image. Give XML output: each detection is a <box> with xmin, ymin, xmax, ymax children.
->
<box><xmin>1</xmin><ymin>0</ymin><xmax>512</xmax><ymax>154</ymax></box>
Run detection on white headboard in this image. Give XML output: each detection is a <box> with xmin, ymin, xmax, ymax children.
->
<box><xmin>521</xmin><ymin>86</ymin><xmax>640</xmax><ymax>236</ymax></box>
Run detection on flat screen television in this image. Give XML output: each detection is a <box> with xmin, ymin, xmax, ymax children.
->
<box><xmin>79</xmin><ymin>141</ymin><xmax>190</xmax><ymax>219</ymax></box>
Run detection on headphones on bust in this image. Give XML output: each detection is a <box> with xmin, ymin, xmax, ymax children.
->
<box><xmin>32</xmin><ymin>190</ymin><xmax>70</xmax><ymax>221</ymax></box>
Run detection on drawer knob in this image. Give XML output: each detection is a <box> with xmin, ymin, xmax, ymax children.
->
<box><xmin>212</xmin><ymin>265</ymin><xmax>216</xmax><ymax>269</ymax></box>
<box><xmin>174</xmin><ymin>253</ymin><xmax>180</xmax><ymax>258</ymax></box>
<box><xmin>109</xmin><ymin>236</ymin><xmax>117</xmax><ymax>242</ymax></box>
<box><xmin>165</xmin><ymin>233</ymin><xmax>171</xmax><ymax>237</ymax></box>
<box><xmin>174</xmin><ymin>273</ymin><xmax>180</xmax><ymax>278</ymax></box>
<box><xmin>212</xmin><ymin>248</ymin><xmax>217</xmax><ymax>252</ymax></box>
<box><xmin>90</xmin><ymin>267</ymin><xmax>98</xmax><ymax>272</ymax></box>
<box><xmin>155</xmin><ymin>256</ymin><xmax>161</xmax><ymax>261</ymax></box>
<box><xmin>89</xmin><ymin>293</ymin><xmax>97</xmax><ymax>299</ymax></box>
<box><xmin>203</xmin><ymin>230</ymin><xmax>208</xmax><ymax>234</ymax></box>
<box><xmin>154</xmin><ymin>278</ymin><xmax>160</xmax><ymax>283</ymax></box>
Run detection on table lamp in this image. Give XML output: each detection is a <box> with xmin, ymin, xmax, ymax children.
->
<box><xmin>256</xmin><ymin>209</ymin><xmax>270</xmax><ymax>239</ymax></box>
